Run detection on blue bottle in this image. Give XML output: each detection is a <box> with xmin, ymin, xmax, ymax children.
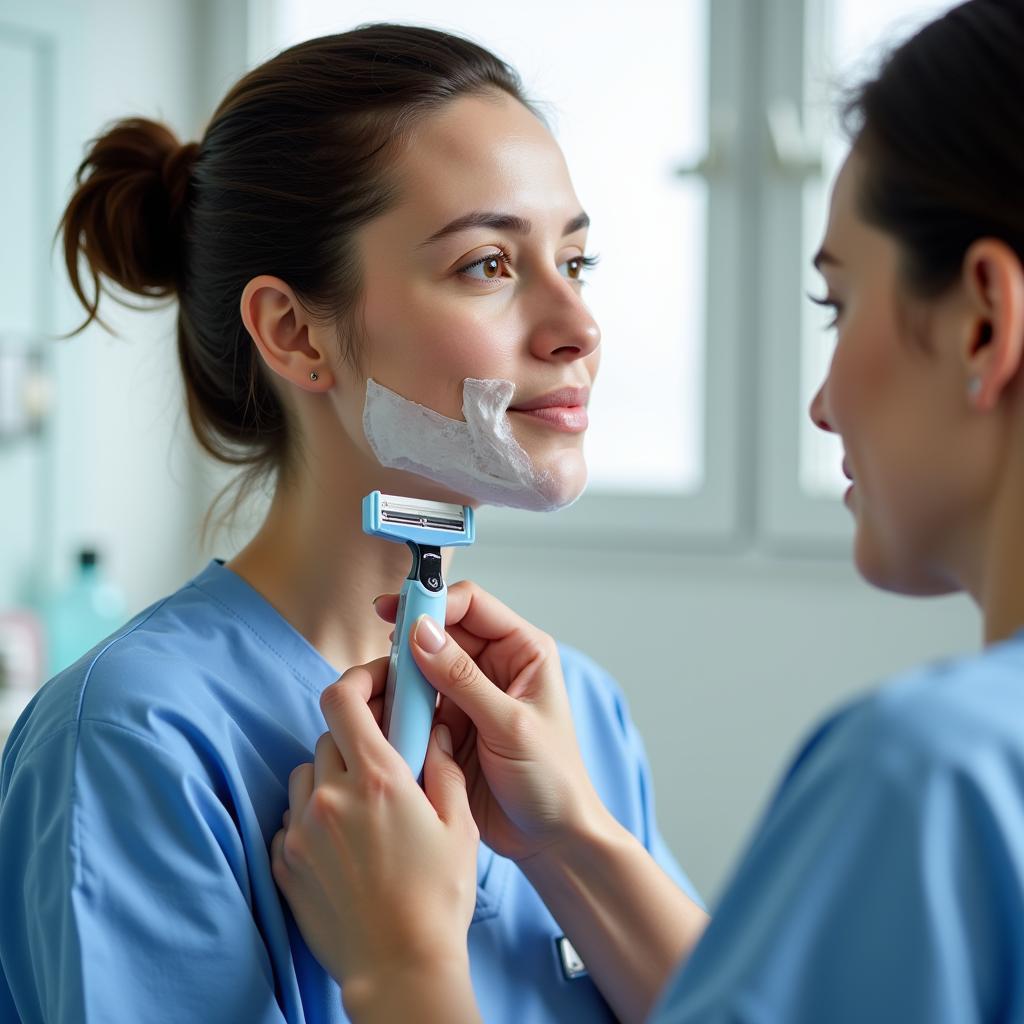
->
<box><xmin>45</xmin><ymin>549</ymin><xmax>126</xmax><ymax>677</ymax></box>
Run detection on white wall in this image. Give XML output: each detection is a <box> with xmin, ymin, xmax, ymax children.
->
<box><xmin>458</xmin><ymin>538</ymin><xmax>977</xmax><ymax>902</ymax></box>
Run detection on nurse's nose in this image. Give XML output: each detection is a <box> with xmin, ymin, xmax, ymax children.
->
<box><xmin>527</xmin><ymin>279</ymin><xmax>601</xmax><ymax>364</ymax></box>
<box><xmin>809</xmin><ymin>380</ymin><xmax>836</xmax><ymax>434</ymax></box>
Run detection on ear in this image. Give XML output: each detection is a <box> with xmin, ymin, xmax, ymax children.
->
<box><xmin>961</xmin><ymin>239</ymin><xmax>1024</xmax><ymax>413</ymax></box>
<box><xmin>240</xmin><ymin>276</ymin><xmax>334</xmax><ymax>391</ymax></box>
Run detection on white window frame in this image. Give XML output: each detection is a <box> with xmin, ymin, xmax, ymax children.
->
<box><xmin>756</xmin><ymin>0</ymin><xmax>853</xmax><ymax>551</ymax></box>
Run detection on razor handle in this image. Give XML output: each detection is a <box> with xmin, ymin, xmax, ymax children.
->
<box><xmin>383</xmin><ymin>550</ymin><xmax>446</xmax><ymax>779</ymax></box>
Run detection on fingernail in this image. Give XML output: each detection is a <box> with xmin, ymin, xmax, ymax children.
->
<box><xmin>371</xmin><ymin>594</ymin><xmax>386</xmax><ymax>608</ymax></box>
<box><xmin>436</xmin><ymin>724</ymin><xmax>453</xmax><ymax>756</ymax></box>
<box><xmin>414</xmin><ymin>615</ymin><xmax>446</xmax><ymax>654</ymax></box>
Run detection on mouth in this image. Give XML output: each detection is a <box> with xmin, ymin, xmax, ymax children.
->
<box><xmin>509</xmin><ymin>386</ymin><xmax>590</xmax><ymax>434</ymax></box>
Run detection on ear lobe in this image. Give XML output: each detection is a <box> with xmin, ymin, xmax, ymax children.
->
<box><xmin>963</xmin><ymin>240</ymin><xmax>1024</xmax><ymax>412</ymax></box>
<box><xmin>240</xmin><ymin>275</ymin><xmax>334</xmax><ymax>390</ymax></box>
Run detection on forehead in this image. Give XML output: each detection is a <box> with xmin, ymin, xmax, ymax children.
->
<box><xmin>821</xmin><ymin>151</ymin><xmax>862</xmax><ymax>250</ymax></box>
<box><xmin>388</xmin><ymin>91</ymin><xmax>579</xmax><ymax>227</ymax></box>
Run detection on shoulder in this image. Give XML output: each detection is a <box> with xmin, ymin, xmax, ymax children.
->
<box><xmin>2</xmin><ymin>581</ymin><xmax>233</xmax><ymax>782</ymax></box>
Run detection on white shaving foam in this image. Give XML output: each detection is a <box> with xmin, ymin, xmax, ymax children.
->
<box><xmin>362</xmin><ymin>378</ymin><xmax>581</xmax><ymax>512</ymax></box>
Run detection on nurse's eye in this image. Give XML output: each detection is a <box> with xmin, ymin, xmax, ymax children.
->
<box><xmin>560</xmin><ymin>253</ymin><xmax>600</xmax><ymax>282</ymax></box>
<box><xmin>457</xmin><ymin>249</ymin><xmax>512</xmax><ymax>281</ymax></box>
<box><xmin>808</xmin><ymin>292</ymin><xmax>843</xmax><ymax>330</ymax></box>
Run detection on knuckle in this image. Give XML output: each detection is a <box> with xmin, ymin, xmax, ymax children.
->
<box><xmin>282</xmin><ymin>828</ymin><xmax>307</xmax><ymax>868</ymax></box>
<box><xmin>506</xmin><ymin>704</ymin><xmax>534</xmax><ymax>747</ymax></box>
<box><xmin>449</xmin><ymin>652</ymin><xmax>477</xmax><ymax>687</ymax></box>
<box><xmin>358</xmin><ymin>765</ymin><xmax>392</xmax><ymax>802</ymax></box>
<box><xmin>307</xmin><ymin>786</ymin><xmax>342</xmax><ymax>826</ymax></box>
<box><xmin>319</xmin><ymin>680</ymin><xmax>345</xmax><ymax>717</ymax></box>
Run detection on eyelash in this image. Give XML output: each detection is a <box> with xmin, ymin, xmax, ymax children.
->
<box><xmin>456</xmin><ymin>249</ymin><xmax>600</xmax><ymax>281</ymax></box>
<box><xmin>808</xmin><ymin>292</ymin><xmax>842</xmax><ymax>329</ymax></box>
<box><xmin>457</xmin><ymin>248</ymin><xmax>514</xmax><ymax>277</ymax></box>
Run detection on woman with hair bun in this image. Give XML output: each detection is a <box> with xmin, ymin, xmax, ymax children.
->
<box><xmin>0</xmin><ymin>24</ymin><xmax>701</xmax><ymax>1024</ymax></box>
<box><xmin>268</xmin><ymin>2</ymin><xmax>1024</xmax><ymax>1022</ymax></box>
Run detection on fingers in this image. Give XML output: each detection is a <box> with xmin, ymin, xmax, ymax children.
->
<box><xmin>313</xmin><ymin>731</ymin><xmax>345</xmax><ymax>788</ymax></box>
<box><xmin>319</xmin><ymin>666</ymin><xmax>396</xmax><ymax>773</ymax></box>
<box><xmin>374</xmin><ymin>581</ymin><xmax>528</xmax><ymax>653</ymax></box>
<box><xmin>289</xmin><ymin>760</ymin><xmax>314</xmax><ymax>820</ymax></box>
<box><xmin>372</xmin><ymin>593</ymin><xmax>400</xmax><ymax>624</ymax></box>
<box><xmin>410</xmin><ymin>616</ymin><xmax>518</xmax><ymax>739</ymax></box>
<box><xmin>421</xmin><ymin>725</ymin><xmax>476</xmax><ymax>835</ymax></box>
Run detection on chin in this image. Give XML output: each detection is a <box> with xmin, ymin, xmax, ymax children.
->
<box><xmin>853</xmin><ymin>530</ymin><xmax>959</xmax><ymax>597</ymax></box>
<box><xmin>534</xmin><ymin>449</ymin><xmax>589</xmax><ymax>509</ymax></box>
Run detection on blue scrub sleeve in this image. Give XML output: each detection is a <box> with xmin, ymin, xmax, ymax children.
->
<box><xmin>1</xmin><ymin>722</ymin><xmax>291</xmax><ymax>1023</ymax></box>
<box><xmin>649</xmin><ymin>713</ymin><xmax>1011</xmax><ymax>1023</ymax></box>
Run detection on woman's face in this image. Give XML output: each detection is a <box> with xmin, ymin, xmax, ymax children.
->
<box><xmin>809</xmin><ymin>151</ymin><xmax>999</xmax><ymax>595</ymax></box>
<box><xmin>331</xmin><ymin>90</ymin><xmax>600</xmax><ymax>508</ymax></box>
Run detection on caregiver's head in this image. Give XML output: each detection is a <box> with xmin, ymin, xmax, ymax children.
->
<box><xmin>809</xmin><ymin>0</ymin><xmax>1024</xmax><ymax>599</ymax></box>
<box><xmin>60</xmin><ymin>25</ymin><xmax>599</xmax><ymax>516</ymax></box>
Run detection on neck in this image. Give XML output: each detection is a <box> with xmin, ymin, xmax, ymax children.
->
<box><xmin>971</xmin><ymin>424</ymin><xmax>1024</xmax><ymax>646</ymax></box>
<box><xmin>225</xmin><ymin>463</ymin><xmax>457</xmax><ymax>674</ymax></box>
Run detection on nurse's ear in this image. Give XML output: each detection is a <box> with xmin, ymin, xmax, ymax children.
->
<box><xmin>240</xmin><ymin>275</ymin><xmax>335</xmax><ymax>391</ymax></box>
<box><xmin>960</xmin><ymin>239</ymin><xmax>1024</xmax><ymax>413</ymax></box>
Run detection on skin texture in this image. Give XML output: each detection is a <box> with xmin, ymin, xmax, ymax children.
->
<box><xmin>273</xmin><ymin>151</ymin><xmax>1024</xmax><ymax>1021</ymax></box>
<box><xmin>228</xmin><ymin>90</ymin><xmax>600</xmax><ymax>672</ymax></box>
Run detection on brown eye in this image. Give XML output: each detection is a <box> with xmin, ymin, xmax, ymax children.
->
<box><xmin>559</xmin><ymin>253</ymin><xmax>597</xmax><ymax>282</ymax></box>
<box><xmin>458</xmin><ymin>249</ymin><xmax>511</xmax><ymax>281</ymax></box>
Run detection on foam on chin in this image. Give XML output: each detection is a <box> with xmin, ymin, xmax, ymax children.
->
<box><xmin>361</xmin><ymin>377</ymin><xmax>586</xmax><ymax>512</ymax></box>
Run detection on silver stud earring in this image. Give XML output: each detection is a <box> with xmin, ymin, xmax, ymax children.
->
<box><xmin>967</xmin><ymin>376</ymin><xmax>982</xmax><ymax>399</ymax></box>
<box><xmin>309</xmin><ymin>371</ymin><xmax>319</xmax><ymax>382</ymax></box>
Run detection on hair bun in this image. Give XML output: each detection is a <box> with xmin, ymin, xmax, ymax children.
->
<box><xmin>60</xmin><ymin>117</ymin><xmax>197</xmax><ymax>328</ymax></box>
<box><xmin>162</xmin><ymin>140</ymin><xmax>200</xmax><ymax>227</ymax></box>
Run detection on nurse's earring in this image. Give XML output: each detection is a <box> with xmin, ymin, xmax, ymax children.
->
<box><xmin>967</xmin><ymin>376</ymin><xmax>982</xmax><ymax>404</ymax></box>
<box><xmin>309</xmin><ymin>371</ymin><xmax>320</xmax><ymax>383</ymax></box>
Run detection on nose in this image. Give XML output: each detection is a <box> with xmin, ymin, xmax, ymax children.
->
<box><xmin>527</xmin><ymin>278</ymin><xmax>601</xmax><ymax>364</ymax></box>
<box><xmin>809</xmin><ymin>380</ymin><xmax>835</xmax><ymax>434</ymax></box>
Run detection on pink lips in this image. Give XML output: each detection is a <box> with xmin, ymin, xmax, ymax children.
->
<box><xmin>509</xmin><ymin>387</ymin><xmax>590</xmax><ymax>433</ymax></box>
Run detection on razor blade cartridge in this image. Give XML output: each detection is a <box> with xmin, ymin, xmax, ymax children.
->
<box><xmin>362</xmin><ymin>491</ymin><xmax>476</xmax><ymax>548</ymax></box>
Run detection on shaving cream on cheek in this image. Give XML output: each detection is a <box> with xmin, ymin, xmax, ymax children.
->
<box><xmin>361</xmin><ymin>378</ymin><xmax>585</xmax><ymax>512</ymax></box>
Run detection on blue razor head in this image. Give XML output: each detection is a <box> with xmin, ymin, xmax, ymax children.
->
<box><xmin>362</xmin><ymin>491</ymin><xmax>476</xmax><ymax>548</ymax></box>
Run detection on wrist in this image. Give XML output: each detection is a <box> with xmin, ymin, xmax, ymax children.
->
<box><xmin>521</xmin><ymin>794</ymin><xmax>626</xmax><ymax>879</ymax></box>
<box><xmin>342</xmin><ymin>947</ymin><xmax>476</xmax><ymax>1024</ymax></box>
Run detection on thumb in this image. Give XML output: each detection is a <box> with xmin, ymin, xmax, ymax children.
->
<box><xmin>422</xmin><ymin>724</ymin><xmax>474</xmax><ymax>828</ymax></box>
<box><xmin>410</xmin><ymin>616</ymin><xmax>516</xmax><ymax>738</ymax></box>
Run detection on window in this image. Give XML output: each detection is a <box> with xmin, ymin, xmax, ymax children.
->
<box><xmin>799</xmin><ymin>0</ymin><xmax>963</xmax><ymax>502</ymax></box>
<box><xmin>760</xmin><ymin>0</ymin><xmax>960</xmax><ymax>547</ymax></box>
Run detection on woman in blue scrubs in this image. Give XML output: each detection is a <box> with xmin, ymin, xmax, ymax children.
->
<box><xmin>0</xmin><ymin>24</ymin><xmax>702</xmax><ymax>1024</ymax></box>
<box><xmin>271</xmin><ymin>2</ymin><xmax>1024</xmax><ymax>1021</ymax></box>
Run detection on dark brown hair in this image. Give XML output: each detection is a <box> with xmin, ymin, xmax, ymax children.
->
<box><xmin>60</xmin><ymin>24</ymin><xmax>534</xmax><ymax>521</ymax></box>
<box><xmin>843</xmin><ymin>0</ymin><xmax>1024</xmax><ymax>298</ymax></box>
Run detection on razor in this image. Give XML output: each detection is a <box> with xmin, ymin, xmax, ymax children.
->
<box><xmin>362</xmin><ymin>491</ymin><xmax>476</xmax><ymax>777</ymax></box>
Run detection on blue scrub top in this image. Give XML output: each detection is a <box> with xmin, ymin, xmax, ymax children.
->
<box><xmin>0</xmin><ymin>559</ymin><xmax>698</xmax><ymax>1023</ymax></box>
<box><xmin>652</xmin><ymin>631</ymin><xmax>1024</xmax><ymax>1023</ymax></box>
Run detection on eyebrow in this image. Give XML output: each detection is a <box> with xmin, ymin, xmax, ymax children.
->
<box><xmin>812</xmin><ymin>248</ymin><xmax>841</xmax><ymax>271</ymax></box>
<box><xmin>419</xmin><ymin>210</ymin><xmax>590</xmax><ymax>248</ymax></box>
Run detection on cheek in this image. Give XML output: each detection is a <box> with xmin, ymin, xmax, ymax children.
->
<box><xmin>362</xmin><ymin>287</ymin><xmax>524</xmax><ymax>417</ymax></box>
